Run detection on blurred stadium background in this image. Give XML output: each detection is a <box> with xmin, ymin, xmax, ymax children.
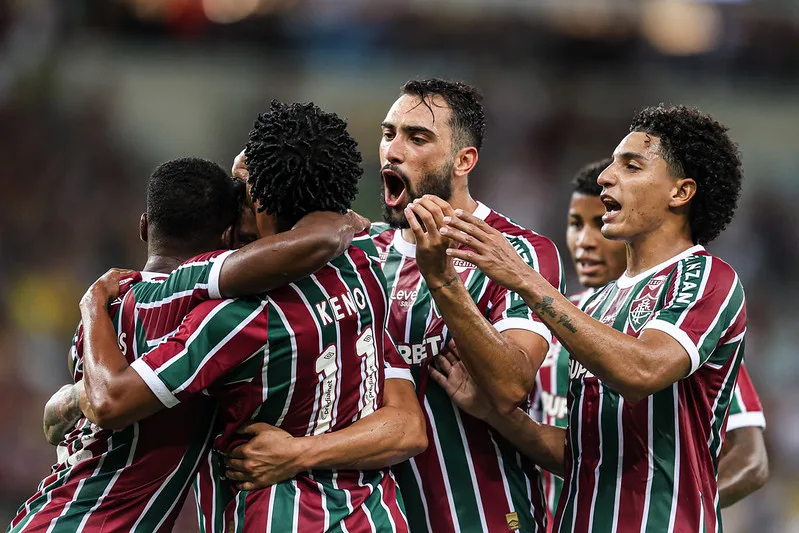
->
<box><xmin>1</xmin><ymin>0</ymin><xmax>798</xmax><ymax>531</ymax></box>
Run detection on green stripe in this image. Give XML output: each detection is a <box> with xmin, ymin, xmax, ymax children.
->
<box><xmin>424</xmin><ymin>381</ymin><xmax>483</xmax><ymax>530</ymax></box>
<box><xmin>495</xmin><ymin>437</ymin><xmax>536</xmax><ymax>531</ymax></box>
<box><xmin>254</xmin><ymin>301</ymin><xmax>293</xmax><ymax>424</ymax></box>
<box><xmin>155</xmin><ymin>299</ymin><xmax>262</xmax><ymax>390</ymax></box>
<box><xmin>269</xmin><ymin>481</ymin><xmax>297</xmax><ymax>531</ymax></box>
<box><xmin>644</xmin><ymin>388</ymin><xmax>678</xmax><ymax>532</ymax></box>
<box><xmin>589</xmin><ymin>387</ymin><xmax>621</xmax><ymax>531</ymax></box>
<box><xmin>8</xmin><ymin>467</ymin><xmax>74</xmax><ymax>533</ymax></box>
<box><xmin>135</xmin><ymin>401</ymin><xmax>216</xmax><ymax>531</ymax></box>
<box><xmin>396</xmin><ymin>458</ymin><xmax>430</xmax><ymax>533</ymax></box>
<box><xmin>193</xmin><ymin>476</ymin><xmax>206</xmax><ymax>533</ymax></box>
<box><xmin>211</xmin><ymin>457</ymin><xmax>234</xmax><ymax>533</ymax></box>
<box><xmin>316</xmin><ymin>470</ymin><xmax>350</xmax><ymax>532</ymax></box>
<box><xmin>361</xmin><ymin>471</ymin><xmax>394</xmax><ymax>532</ymax></box>
<box><xmin>50</xmin><ymin>427</ymin><xmax>138</xmax><ymax>530</ymax></box>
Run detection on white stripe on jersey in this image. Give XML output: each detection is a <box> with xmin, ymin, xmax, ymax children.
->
<box><xmin>267</xmin><ymin>300</ymin><xmax>298</xmax><ymax>428</ymax></box>
<box><xmin>135</xmin><ymin>287</ymin><xmax>209</xmax><ymax>310</ymax></box>
<box><xmin>586</xmin><ymin>387</ymin><xmax>605</xmax><ymax>533</ymax></box>
<box><xmin>666</xmin><ymin>386</ymin><xmax>681</xmax><ymax>532</ymax></box>
<box><xmin>638</xmin><ymin>395</ymin><xmax>655</xmax><ymax>533</ymax></box>
<box><xmin>422</xmin><ymin>395</ymin><xmax>462</xmax><ymax>532</ymax></box>
<box><xmin>452</xmin><ymin>407</ymin><xmax>490</xmax><ymax>532</ymax></box>
<box><xmin>172</xmin><ymin>300</ymin><xmax>266</xmax><ymax>395</ymax></box>
<box><xmin>74</xmin><ymin>425</ymin><xmax>140</xmax><ymax>533</ymax></box>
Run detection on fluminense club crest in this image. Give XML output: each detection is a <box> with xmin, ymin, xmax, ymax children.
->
<box><xmin>629</xmin><ymin>293</ymin><xmax>658</xmax><ymax>332</ymax></box>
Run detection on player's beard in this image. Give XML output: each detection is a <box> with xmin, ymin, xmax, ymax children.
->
<box><xmin>380</xmin><ymin>160</ymin><xmax>454</xmax><ymax>229</ymax></box>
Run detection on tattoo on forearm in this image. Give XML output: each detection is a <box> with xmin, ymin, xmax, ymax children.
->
<box><xmin>533</xmin><ymin>296</ymin><xmax>557</xmax><ymax>318</ymax></box>
<box><xmin>44</xmin><ymin>386</ymin><xmax>82</xmax><ymax>442</ymax></box>
<box><xmin>557</xmin><ymin>314</ymin><xmax>578</xmax><ymax>333</ymax></box>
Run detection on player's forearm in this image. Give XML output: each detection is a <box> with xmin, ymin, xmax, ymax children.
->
<box><xmin>79</xmin><ymin>300</ymin><xmax>140</xmax><ymax>428</ymax></box>
<box><xmin>430</xmin><ymin>281</ymin><xmax>534</xmax><ymax>413</ymax></box>
<box><xmin>297</xmin><ymin>405</ymin><xmax>427</xmax><ymax>471</ymax></box>
<box><xmin>718</xmin><ymin>427</ymin><xmax>769</xmax><ymax>507</ymax></box>
<box><xmin>43</xmin><ymin>384</ymin><xmax>83</xmax><ymax>445</ymax></box>
<box><xmin>219</xmin><ymin>212</ymin><xmax>357</xmax><ymax>298</ymax></box>
<box><xmin>515</xmin><ymin>273</ymin><xmax>677</xmax><ymax>403</ymax></box>
<box><xmin>485</xmin><ymin>408</ymin><xmax>566</xmax><ymax>477</ymax></box>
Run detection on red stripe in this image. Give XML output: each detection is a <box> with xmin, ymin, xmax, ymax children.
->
<box><xmin>294</xmin><ymin>475</ymin><xmax>326</xmax><ymax>531</ymax></box>
<box><xmin>236</xmin><ymin>486</ymin><xmax>273</xmax><ymax>530</ymax></box>
<box><xmin>573</xmin><ymin>381</ymin><xmax>601</xmax><ymax>533</ymax></box>
<box><xmin>615</xmin><ymin>397</ymin><xmax>652</xmax><ymax>533</ymax></box>
<box><xmin>382</xmin><ymin>473</ymin><xmax>410</xmax><ymax>533</ymax></box>
<box><xmin>406</xmin><ymin>404</ymin><xmax>457</xmax><ymax>533</ymax></box>
<box><xmin>735</xmin><ymin>364</ymin><xmax>763</xmax><ymax>412</ymax></box>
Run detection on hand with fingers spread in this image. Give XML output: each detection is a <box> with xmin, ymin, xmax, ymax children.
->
<box><xmin>441</xmin><ymin>210</ymin><xmax>533</xmax><ymax>292</ymax></box>
<box><xmin>403</xmin><ymin>195</ymin><xmax>459</xmax><ymax>288</ymax></box>
<box><xmin>224</xmin><ymin>422</ymin><xmax>310</xmax><ymax>491</ymax></box>
<box><xmin>429</xmin><ymin>349</ymin><xmax>494</xmax><ymax>421</ymax></box>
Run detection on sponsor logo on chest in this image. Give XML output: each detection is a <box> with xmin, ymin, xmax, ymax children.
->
<box><xmin>390</xmin><ymin>287</ymin><xmax>419</xmax><ymax>308</ymax></box>
<box><xmin>396</xmin><ymin>335</ymin><xmax>443</xmax><ymax>365</ymax></box>
<box><xmin>569</xmin><ymin>358</ymin><xmax>595</xmax><ymax>381</ymax></box>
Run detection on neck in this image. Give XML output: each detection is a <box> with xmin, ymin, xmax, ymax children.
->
<box><xmin>401</xmin><ymin>188</ymin><xmax>479</xmax><ymax>244</ymax></box>
<box><xmin>624</xmin><ymin>222</ymin><xmax>695</xmax><ymax>277</ymax></box>
<box><xmin>142</xmin><ymin>245</ymin><xmax>194</xmax><ymax>274</ymax></box>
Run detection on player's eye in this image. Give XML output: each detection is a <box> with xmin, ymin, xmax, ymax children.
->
<box><xmin>411</xmin><ymin>136</ymin><xmax>427</xmax><ymax>145</ymax></box>
<box><xmin>382</xmin><ymin>131</ymin><xmax>395</xmax><ymax>141</ymax></box>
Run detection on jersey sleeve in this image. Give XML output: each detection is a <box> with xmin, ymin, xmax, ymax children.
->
<box><xmin>642</xmin><ymin>255</ymin><xmax>746</xmax><ymax>376</ymax></box>
<box><xmin>727</xmin><ymin>363</ymin><xmax>766</xmax><ymax>431</ymax></box>
<box><xmin>383</xmin><ymin>330</ymin><xmax>413</xmax><ymax>383</ymax></box>
<box><xmin>488</xmin><ymin>234</ymin><xmax>565</xmax><ymax>348</ymax></box>
<box><xmin>130</xmin><ymin>297</ymin><xmax>269</xmax><ymax>407</ymax></box>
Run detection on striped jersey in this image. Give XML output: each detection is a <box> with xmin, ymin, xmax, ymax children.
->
<box><xmin>554</xmin><ymin>246</ymin><xmax>747</xmax><ymax>533</ymax></box>
<box><xmin>530</xmin><ymin>290</ymin><xmax>593</xmax><ymax>531</ymax></box>
<box><xmin>130</xmin><ymin>235</ymin><xmax>411</xmax><ymax>533</ymax></box>
<box><xmin>371</xmin><ymin>202</ymin><xmax>564</xmax><ymax>533</ymax></box>
<box><xmin>8</xmin><ymin>271</ymin><xmax>221</xmax><ymax>533</ymax></box>
<box><xmin>726</xmin><ymin>364</ymin><xmax>765</xmax><ymax>432</ymax></box>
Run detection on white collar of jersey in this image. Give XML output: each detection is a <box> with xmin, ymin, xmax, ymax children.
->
<box><xmin>616</xmin><ymin>244</ymin><xmax>705</xmax><ymax>289</ymax></box>
<box><xmin>391</xmin><ymin>201</ymin><xmax>491</xmax><ymax>258</ymax></box>
<box><xmin>140</xmin><ymin>271</ymin><xmax>167</xmax><ymax>281</ymax></box>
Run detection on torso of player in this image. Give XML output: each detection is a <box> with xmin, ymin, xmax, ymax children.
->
<box><xmin>210</xmin><ymin>244</ymin><xmax>389</xmax><ymax>451</ymax></box>
<box><xmin>555</xmin><ymin>246</ymin><xmax>747</xmax><ymax>533</ymax></box>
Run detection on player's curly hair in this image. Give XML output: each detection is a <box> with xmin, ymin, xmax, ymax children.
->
<box><xmin>245</xmin><ymin>101</ymin><xmax>362</xmax><ymax>228</ymax></box>
<box><xmin>630</xmin><ymin>105</ymin><xmax>743</xmax><ymax>245</ymax></box>
<box><xmin>571</xmin><ymin>158</ymin><xmax>612</xmax><ymax>197</ymax></box>
<box><xmin>401</xmin><ymin>79</ymin><xmax>486</xmax><ymax>151</ymax></box>
<box><xmin>147</xmin><ymin>157</ymin><xmax>237</xmax><ymax>248</ymax></box>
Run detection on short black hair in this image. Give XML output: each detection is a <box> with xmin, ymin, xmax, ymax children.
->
<box><xmin>245</xmin><ymin>101</ymin><xmax>361</xmax><ymax>228</ymax></box>
<box><xmin>147</xmin><ymin>157</ymin><xmax>238</xmax><ymax>247</ymax></box>
<box><xmin>571</xmin><ymin>158</ymin><xmax>612</xmax><ymax>196</ymax></box>
<box><xmin>401</xmin><ymin>79</ymin><xmax>486</xmax><ymax>151</ymax></box>
<box><xmin>630</xmin><ymin>105</ymin><xmax>743</xmax><ymax>245</ymax></box>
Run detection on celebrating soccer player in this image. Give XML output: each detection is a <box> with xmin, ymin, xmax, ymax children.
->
<box><xmin>9</xmin><ymin>157</ymin><xmax>367</xmax><ymax>532</ymax></box>
<box><xmin>428</xmin><ymin>105</ymin><xmax>750</xmax><ymax>532</ymax></box>
<box><xmin>530</xmin><ymin>158</ymin><xmax>767</xmax><ymax>529</ymax></box>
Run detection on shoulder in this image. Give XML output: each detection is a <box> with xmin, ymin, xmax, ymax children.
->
<box><xmin>672</xmin><ymin>251</ymin><xmax>741</xmax><ymax>293</ymax></box>
<box><xmin>485</xmin><ymin>209</ymin><xmax>559</xmax><ymax>253</ymax></box>
<box><xmin>369</xmin><ymin>222</ymin><xmax>393</xmax><ymax>238</ymax></box>
<box><xmin>568</xmin><ymin>289</ymin><xmax>594</xmax><ymax>307</ymax></box>
<box><xmin>179</xmin><ymin>249</ymin><xmax>233</xmax><ymax>268</ymax></box>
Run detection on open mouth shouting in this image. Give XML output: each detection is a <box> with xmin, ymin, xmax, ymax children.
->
<box><xmin>601</xmin><ymin>193</ymin><xmax>622</xmax><ymax>223</ymax></box>
<box><xmin>382</xmin><ymin>167</ymin><xmax>409</xmax><ymax>209</ymax></box>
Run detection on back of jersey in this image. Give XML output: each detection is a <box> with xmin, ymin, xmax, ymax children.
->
<box><xmin>215</xmin><ymin>242</ymin><xmax>409</xmax><ymax>533</ymax></box>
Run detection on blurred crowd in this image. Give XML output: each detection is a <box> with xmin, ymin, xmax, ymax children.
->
<box><xmin>2</xmin><ymin>1</ymin><xmax>799</xmax><ymax>531</ymax></box>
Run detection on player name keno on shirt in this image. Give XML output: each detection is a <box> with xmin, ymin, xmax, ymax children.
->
<box><xmin>314</xmin><ymin>286</ymin><xmax>369</xmax><ymax>325</ymax></box>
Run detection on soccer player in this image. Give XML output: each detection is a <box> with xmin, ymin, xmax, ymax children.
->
<box><xmin>9</xmin><ymin>157</ymin><xmax>367</xmax><ymax>532</ymax></box>
<box><xmin>531</xmin><ymin>158</ymin><xmax>767</xmax><ymax>528</ymax></box>
<box><xmin>228</xmin><ymin>79</ymin><xmax>563</xmax><ymax>533</ymax></box>
<box><xmin>66</xmin><ymin>102</ymin><xmax>425</xmax><ymax>532</ymax></box>
<box><xmin>431</xmin><ymin>105</ymin><xmax>750</xmax><ymax>532</ymax></box>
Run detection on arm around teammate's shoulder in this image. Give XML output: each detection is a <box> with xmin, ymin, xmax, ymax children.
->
<box><xmin>218</xmin><ymin>210</ymin><xmax>370</xmax><ymax>298</ymax></box>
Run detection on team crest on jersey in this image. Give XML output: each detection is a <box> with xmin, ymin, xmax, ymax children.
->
<box><xmin>629</xmin><ymin>293</ymin><xmax>658</xmax><ymax>332</ymax></box>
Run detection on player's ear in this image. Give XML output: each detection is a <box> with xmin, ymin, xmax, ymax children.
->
<box><xmin>453</xmin><ymin>146</ymin><xmax>478</xmax><ymax>178</ymax></box>
<box><xmin>221</xmin><ymin>225</ymin><xmax>236</xmax><ymax>249</ymax></box>
<box><xmin>139</xmin><ymin>214</ymin><xmax>148</xmax><ymax>243</ymax></box>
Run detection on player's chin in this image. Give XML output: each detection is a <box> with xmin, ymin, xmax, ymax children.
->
<box><xmin>382</xmin><ymin>206</ymin><xmax>410</xmax><ymax>229</ymax></box>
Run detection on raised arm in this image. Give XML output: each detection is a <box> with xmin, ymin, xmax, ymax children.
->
<box><xmin>78</xmin><ymin>270</ymin><xmax>269</xmax><ymax>430</ymax></box>
<box><xmin>224</xmin><ymin>378</ymin><xmax>427</xmax><ymax>490</ymax></box>
<box><xmin>218</xmin><ymin>210</ymin><xmax>369</xmax><ymax>298</ymax></box>
<box><xmin>442</xmin><ymin>211</ymin><xmax>742</xmax><ymax>404</ymax></box>
<box><xmin>404</xmin><ymin>197</ymin><xmax>553</xmax><ymax>414</ymax></box>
